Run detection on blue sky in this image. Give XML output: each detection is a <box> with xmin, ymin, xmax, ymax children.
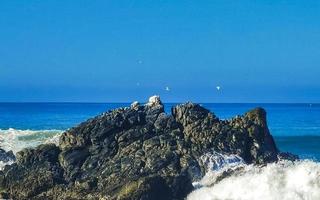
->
<box><xmin>0</xmin><ymin>0</ymin><xmax>320</xmax><ymax>102</ymax></box>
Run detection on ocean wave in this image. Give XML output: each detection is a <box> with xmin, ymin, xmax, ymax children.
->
<box><xmin>0</xmin><ymin>128</ymin><xmax>63</xmax><ymax>154</ymax></box>
<box><xmin>188</xmin><ymin>153</ymin><xmax>320</xmax><ymax>200</ymax></box>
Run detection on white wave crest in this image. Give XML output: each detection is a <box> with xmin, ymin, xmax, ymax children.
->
<box><xmin>0</xmin><ymin>128</ymin><xmax>63</xmax><ymax>154</ymax></box>
<box><xmin>188</xmin><ymin>154</ymin><xmax>320</xmax><ymax>200</ymax></box>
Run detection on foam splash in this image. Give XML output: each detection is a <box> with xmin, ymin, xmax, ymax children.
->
<box><xmin>0</xmin><ymin>160</ymin><xmax>14</xmax><ymax>171</ymax></box>
<box><xmin>188</xmin><ymin>154</ymin><xmax>320</xmax><ymax>200</ymax></box>
<box><xmin>193</xmin><ymin>152</ymin><xmax>246</xmax><ymax>188</ymax></box>
<box><xmin>0</xmin><ymin>128</ymin><xmax>63</xmax><ymax>154</ymax></box>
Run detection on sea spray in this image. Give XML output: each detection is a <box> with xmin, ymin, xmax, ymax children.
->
<box><xmin>188</xmin><ymin>157</ymin><xmax>320</xmax><ymax>200</ymax></box>
<box><xmin>193</xmin><ymin>152</ymin><xmax>246</xmax><ymax>188</ymax></box>
<box><xmin>0</xmin><ymin>128</ymin><xmax>63</xmax><ymax>154</ymax></box>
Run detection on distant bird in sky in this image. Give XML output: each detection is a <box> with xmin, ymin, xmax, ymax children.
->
<box><xmin>216</xmin><ymin>86</ymin><xmax>221</xmax><ymax>91</ymax></box>
<box><xmin>165</xmin><ymin>86</ymin><xmax>170</xmax><ymax>91</ymax></box>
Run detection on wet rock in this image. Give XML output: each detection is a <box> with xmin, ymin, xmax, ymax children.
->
<box><xmin>278</xmin><ymin>152</ymin><xmax>299</xmax><ymax>161</ymax></box>
<box><xmin>0</xmin><ymin>148</ymin><xmax>15</xmax><ymax>163</ymax></box>
<box><xmin>0</xmin><ymin>96</ymin><xmax>293</xmax><ymax>200</ymax></box>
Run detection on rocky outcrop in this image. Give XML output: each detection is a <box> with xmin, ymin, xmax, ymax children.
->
<box><xmin>0</xmin><ymin>96</ymin><xmax>288</xmax><ymax>200</ymax></box>
<box><xmin>0</xmin><ymin>148</ymin><xmax>15</xmax><ymax>164</ymax></box>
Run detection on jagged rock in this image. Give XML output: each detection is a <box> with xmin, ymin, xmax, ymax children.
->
<box><xmin>130</xmin><ymin>101</ymin><xmax>140</xmax><ymax>110</ymax></box>
<box><xmin>1</xmin><ymin>144</ymin><xmax>64</xmax><ymax>199</ymax></box>
<box><xmin>0</xmin><ymin>148</ymin><xmax>15</xmax><ymax>163</ymax></box>
<box><xmin>0</xmin><ymin>96</ymin><xmax>291</xmax><ymax>200</ymax></box>
<box><xmin>145</xmin><ymin>95</ymin><xmax>161</xmax><ymax>107</ymax></box>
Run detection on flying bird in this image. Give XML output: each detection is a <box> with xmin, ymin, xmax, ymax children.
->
<box><xmin>165</xmin><ymin>86</ymin><xmax>170</xmax><ymax>91</ymax></box>
<box><xmin>216</xmin><ymin>86</ymin><xmax>221</xmax><ymax>91</ymax></box>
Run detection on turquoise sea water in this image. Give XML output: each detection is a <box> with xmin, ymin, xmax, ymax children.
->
<box><xmin>0</xmin><ymin>103</ymin><xmax>319</xmax><ymax>160</ymax></box>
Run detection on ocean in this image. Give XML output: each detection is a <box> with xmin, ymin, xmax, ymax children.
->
<box><xmin>1</xmin><ymin>102</ymin><xmax>320</xmax><ymax>199</ymax></box>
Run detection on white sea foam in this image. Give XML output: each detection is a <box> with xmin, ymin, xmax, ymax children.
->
<box><xmin>0</xmin><ymin>128</ymin><xmax>63</xmax><ymax>154</ymax></box>
<box><xmin>193</xmin><ymin>152</ymin><xmax>246</xmax><ymax>188</ymax></box>
<box><xmin>188</xmin><ymin>152</ymin><xmax>320</xmax><ymax>200</ymax></box>
<box><xmin>0</xmin><ymin>160</ymin><xmax>14</xmax><ymax>171</ymax></box>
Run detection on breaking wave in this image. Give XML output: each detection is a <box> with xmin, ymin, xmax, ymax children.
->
<box><xmin>0</xmin><ymin>128</ymin><xmax>63</xmax><ymax>154</ymax></box>
<box><xmin>188</xmin><ymin>152</ymin><xmax>320</xmax><ymax>200</ymax></box>
<box><xmin>0</xmin><ymin>128</ymin><xmax>62</xmax><ymax>170</ymax></box>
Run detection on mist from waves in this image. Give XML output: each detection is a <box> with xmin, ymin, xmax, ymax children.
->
<box><xmin>188</xmin><ymin>152</ymin><xmax>320</xmax><ymax>200</ymax></box>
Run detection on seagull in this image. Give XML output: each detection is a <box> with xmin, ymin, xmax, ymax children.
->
<box><xmin>165</xmin><ymin>86</ymin><xmax>170</xmax><ymax>91</ymax></box>
<box><xmin>216</xmin><ymin>86</ymin><xmax>221</xmax><ymax>91</ymax></box>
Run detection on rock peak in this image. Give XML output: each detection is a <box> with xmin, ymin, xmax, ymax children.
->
<box><xmin>130</xmin><ymin>101</ymin><xmax>140</xmax><ymax>110</ymax></box>
<box><xmin>145</xmin><ymin>95</ymin><xmax>162</xmax><ymax>107</ymax></box>
<box><xmin>245</xmin><ymin>107</ymin><xmax>266</xmax><ymax>119</ymax></box>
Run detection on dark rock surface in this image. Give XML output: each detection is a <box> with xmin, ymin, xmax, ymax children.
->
<box><xmin>0</xmin><ymin>96</ymin><xmax>289</xmax><ymax>200</ymax></box>
<box><xmin>0</xmin><ymin>148</ymin><xmax>15</xmax><ymax>163</ymax></box>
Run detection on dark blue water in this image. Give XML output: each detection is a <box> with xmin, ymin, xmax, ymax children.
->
<box><xmin>0</xmin><ymin>103</ymin><xmax>319</xmax><ymax>160</ymax></box>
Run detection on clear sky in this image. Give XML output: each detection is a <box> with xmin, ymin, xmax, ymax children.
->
<box><xmin>0</xmin><ymin>0</ymin><xmax>320</xmax><ymax>103</ymax></box>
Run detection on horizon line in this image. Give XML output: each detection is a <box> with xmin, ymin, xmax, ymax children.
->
<box><xmin>0</xmin><ymin>101</ymin><xmax>318</xmax><ymax>104</ymax></box>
